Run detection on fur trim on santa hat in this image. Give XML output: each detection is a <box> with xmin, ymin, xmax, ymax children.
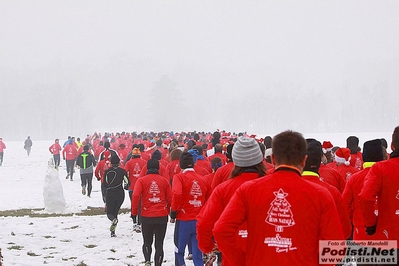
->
<box><xmin>146</xmin><ymin>142</ymin><xmax>156</xmax><ymax>151</ymax></box>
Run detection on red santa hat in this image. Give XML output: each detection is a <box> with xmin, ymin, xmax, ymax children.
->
<box><xmin>103</xmin><ymin>150</ymin><xmax>111</xmax><ymax>160</ymax></box>
<box><xmin>146</xmin><ymin>142</ymin><xmax>156</xmax><ymax>151</ymax></box>
<box><xmin>335</xmin><ymin>147</ymin><xmax>351</xmax><ymax>166</ymax></box>
<box><xmin>162</xmin><ymin>139</ymin><xmax>171</xmax><ymax>149</ymax></box>
<box><xmin>322</xmin><ymin>141</ymin><xmax>333</xmax><ymax>153</ymax></box>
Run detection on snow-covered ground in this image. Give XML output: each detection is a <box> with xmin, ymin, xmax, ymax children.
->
<box><xmin>0</xmin><ymin>140</ymin><xmax>184</xmax><ymax>266</ymax></box>
<box><xmin>0</xmin><ymin>131</ymin><xmax>394</xmax><ymax>265</ymax></box>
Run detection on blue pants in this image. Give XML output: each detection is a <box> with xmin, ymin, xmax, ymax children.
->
<box><xmin>175</xmin><ymin>220</ymin><xmax>203</xmax><ymax>266</ymax></box>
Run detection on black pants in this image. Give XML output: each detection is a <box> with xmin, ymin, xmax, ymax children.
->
<box><xmin>106</xmin><ymin>190</ymin><xmax>125</xmax><ymax>222</ymax></box>
<box><xmin>101</xmin><ymin>182</ymin><xmax>107</xmax><ymax>203</ymax></box>
<box><xmin>0</xmin><ymin>152</ymin><xmax>3</xmax><ymax>166</ymax></box>
<box><xmin>66</xmin><ymin>159</ymin><xmax>75</xmax><ymax>179</ymax></box>
<box><xmin>129</xmin><ymin>190</ymin><xmax>142</xmax><ymax>225</ymax></box>
<box><xmin>141</xmin><ymin>216</ymin><xmax>168</xmax><ymax>266</ymax></box>
<box><xmin>80</xmin><ymin>173</ymin><xmax>93</xmax><ymax>197</ymax></box>
<box><xmin>53</xmin><ymin>154</ymin><xmax>60</xmax><ymax>168</ymax></box>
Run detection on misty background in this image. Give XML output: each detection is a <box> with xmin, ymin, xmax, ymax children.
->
<box><xmin>1</xmin><ymin>1</ymin><xmax>398</xmax><ymax>141</ymax></box>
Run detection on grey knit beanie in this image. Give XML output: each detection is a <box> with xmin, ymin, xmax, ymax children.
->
<box><xmin>232</xmin><ymin>136</ymin><xmax>264</xmax><ymax>167</ymax></box>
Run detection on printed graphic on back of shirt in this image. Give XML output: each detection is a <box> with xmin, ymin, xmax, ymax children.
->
<box><xmin>396</xmin><ymin>190</ymin><xmax>399</xmax><ymax>215</ymax></box>
<box><xmin>133</xmin><ymin>163</ymin><xmax>141</xmax><ymax>178</ymax></box>
<box><xmin>189</xmin><ymin>180</ymin><xmax>202</xmax><ymax>207</ymax></box>
<box><xmin>149</xmin><ymin>180</ymin><xmax>161</xmax><ymax>203</ymax></box>
<box><xmin>264</xmin><ymin>188</ymin><xmax>297</xmax><ymax>253</ymax></box>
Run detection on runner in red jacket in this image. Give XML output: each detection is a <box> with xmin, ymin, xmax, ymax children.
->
<box><xmin>210</xmin><ymin>144</ymin><xmax>234</xmax><ymax>191</ymax></box>
<box><xmin>131</xmin><ymin>159</ymin><xmax>172</xmax><ymax>266</ymax></box>
<box><xmin>124</xmin><ymin>147</ymin><xmax>147</xmax><ymax>195</ymax></box>
<box><xmin>329</xmin><ymin>147</ymin><xmax>359</xmax><ymax>183</ymax></box>
<box><xmin>62</xmin><ymin>140</ymin><xmax>78</xmax><ymax>180</ymax></box>
<box><xmin>213</xmin><ymin>130</ymin><xmax>344</xmax><ymax>266</ymax></box>
<box><xmin>192</xmin><ymin>145</ymin><xmax>212</xmax><ymax>174</ymax></box>
<box><xmin>197</xmin><ymin>137</ymin><xmax>266</xmax><ymax>266</ymax></box>
<box><xmin>0</xmin><ymin>137</ymin><xmax>6</xmax><ymax>166</ymax></box>
<box><xmin>165</xmin><ymin>149</ymin><xmax>182</xmax><ymax>186</ymax></box>
<box><xmin>359</xmin><ymin>126</ymin><xmax>399</xmax><ymax>248</ymax></box>
<box><xmin>49</xmin><ymin>139</ymin><xmax>62</xmax><ymax>169</ymax></box>
<box><xmin>94</xmin><ymin>150</ymin><xmax>110</xmax><ymax>205</ymax></box>
<box><xmin>171</xmin><ymin>151</ymin><xmax>210</xmax><ymax>266</ymax></box>
<box><xmin>343</xmin><ymin>139</ymin><xmax>384</xmax><ymax>240</ymax></box>
<box><xmin>302</xmin><ymin>140</ymin><xmax>351</xmax><ymax>239</ymax></box>
<box><xmin>319</xmin><ymin>164</ymin><xmax>346</xmax><ymax>194</ymax></box>
<box><xmin>346</xmin><ymin>136</ymin><xmax>363</xmax><ymax>171</ymax></box>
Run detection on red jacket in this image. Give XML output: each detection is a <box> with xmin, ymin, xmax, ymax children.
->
<box><xmin>208</xmin><ymin>153</ymin><xmax>227</xmax><ymax>165</ymax></box>
<box><xmin>49</xmin><ymin>143</ymin><xmax>62</xmax><ymax>155</ymax></box>
<box><xmin>0</xmin><ymin>141</ymin><xmax>5</xmax><ymax>152</ymax></box>
<box><xmin>263</xmin><ymin>160</ymin><xmax>274</xmax><ymax>172</ymax></box>
<box><xmin>62</xmin><ymin>143</ymin><xmax>78</xmax><ymax>160</ymax></box>
<box><xmin>211</xmin><ymin>161</ymin><xmax>235</xmax><ymax>190</ymax></box>
<box><xmin>165</xmin><ymin>159</ymin><xmax>181</xmax><ymax>183</ymax></box>
<box><xmin>213</xmin><ymin>169</ymin><xmax>344</xmax><ymax>266</ymax></box>
<box><xmin>171</xmin><ymin>169</ymin><xmax>210</xmax><ymax>221</ymax></box>
<box><xmin>319</xmin><ymin>164</ymin><xmax>346</xmax><ymax>194</ymax></box>
<box><xmin>94</xmin><ymin>158</ymin><xmax>110</xmax><ymax>182</ymax></box>
<box><xmin>194</xmin><ymin>164</ymin><xmax>209</xmax><ymax>177</ymax></box>
<box><xmin>350</xmin><ymin>151</ymin><xmax>363</xmax><ymax>171</ymax></box>
<box><xmin>329</xmin><ymin>163</ymin><xmax>358</xmax><ymax>183</ymax></box>
<box><xmin>342</xmin><ymin>164</ymin><xmax>381</xmax><ymax>240</ymax></box>
<box><xmin>359</xmin><ymin>156</ymin><xmax>399</xmax><ymax>247</ymax></box>
<box><xmin>124</xmin><ymin>157</ymin><xmax>147</xmax><ymax>190</ymax></box>
<box><xmin>139</xmin><ymin>164</ymin><xmax>169</xmax><ymax>180</ymax></box>
<box><xmin>202</xmin><ymin>172</ymin><xmax>214</xmax><ymax>188</ymax></box>
<box><xmin>302</xmin><ymin>171</ymin><xmax>351</xmax><ymax>239</ymax></box>
<box><xmin>117</xmin><ymin>147</ymin><xmax>129</xmax><ymax>165</ymax></box>
<box><xmin>94</xmin><ymin>146</ymin><xmax>105</xmax><ymax>159</ymax></box>
<box><xmin>131</xmin><ymin>173</ymin><xmax>172</xmax><ymax>218</ymax></box>
<box><xmin>197</xmin><ymin>172</ymin><xmax>261</xmax><ymax>257</ymax></box>
<box><xmin>196</xmin><ymin>158</ymin><xmax>212</xmax><ymax>174</ymax></box>
<box><xmin>159</xmin><ymin>158</ymin><xmax>168</xmax><ymax>168</ymax></box>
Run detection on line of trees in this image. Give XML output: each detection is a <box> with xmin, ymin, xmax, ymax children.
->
<box><xmin>0</xmin><ymin>59</ymin><xmax>398</xmax><ymax>140</ymax></box>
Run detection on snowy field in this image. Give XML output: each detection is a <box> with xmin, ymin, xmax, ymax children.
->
<box><xmin>0</xmin><ymin>131</ymin><xmax>394</xmax><ymax>265</ymax></box>
<box><xmin>0</xmin><ymin>140</ymin><xmax>184</xmax><ymax>266</ymax></box>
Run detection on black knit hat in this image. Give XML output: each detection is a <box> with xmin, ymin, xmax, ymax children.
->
<box><xmin>104</xmin><ymin>141</ymin><xmax>111</xmax><ymax>149</ymax></box>
<box><xmin>347</xmin><ymin>136</ymin><xmax>359</xmax><ymax>154</ymax></box>
<box><xmin>225</xmin><ymin>143</ymin><xmax>234</xmax><ymax>160</ymax></box>
<box><xmin>179</xmin><ymin>151</ymin><xmax>194</xmax><ymax>169</ymax></box>
<box><xmin>110</xmin><ymin>155</ymin><xmax>120</xmax><ymax>165</ymax></box>
<box><xmin>147</xmin><ymin>159</ymin><xmax>159</xmax><ymax>171</ymax></box>
<box><xmin>362</xmin><ymin>139</ymin><xmax>384</xmax><ymax>163</ymax></box>
<box><xmin>380</xmin><ymin>138</ymin><xmax>388</xmax><ymax>149</ymax></box>
<box><xmin>83</xmin><ymin>145</ymin><xmax>90</xmax><ymax>151</ymax></box>
<box><xmin>304</xmin><ymin>141</ymin><xmax>322</xmax><ymax>173</ymax></box>
<box><xmin>151</xmin><ymin>150</ymin><xmax>162</xmax><ymax>161</ymax></box>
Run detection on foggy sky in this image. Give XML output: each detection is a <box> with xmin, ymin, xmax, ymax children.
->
<box><xmin>1</xmin><ymin>1</ymin><xmax>399</xmax><ymax>140</ymax></box>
